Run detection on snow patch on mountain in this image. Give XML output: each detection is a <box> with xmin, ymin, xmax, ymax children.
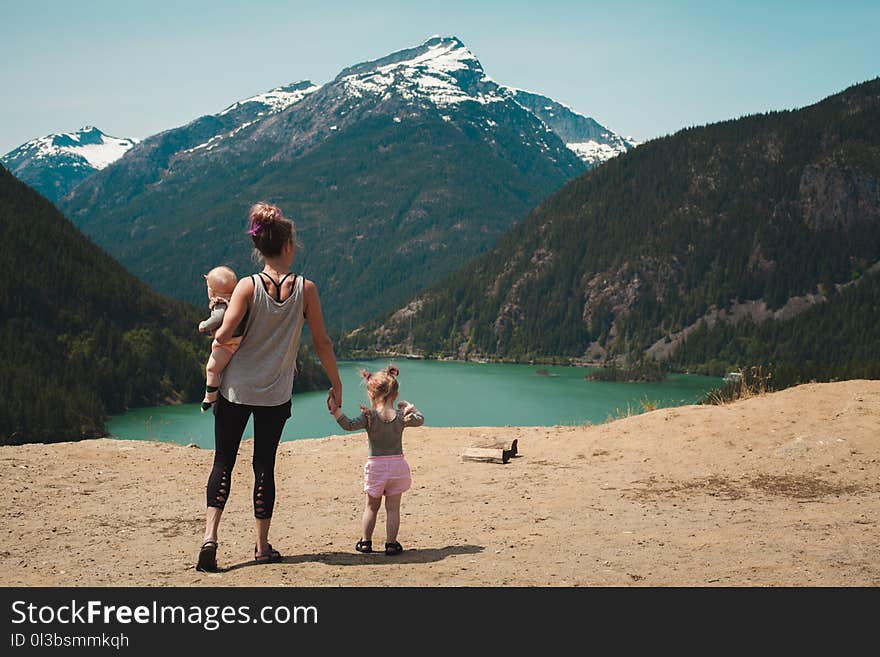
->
<box><xmin>566</xmin><ymin>140</ymin><xmax>628</xmax><ymax>166</ymax></box>
<box><xmin>505</xmin><ymin>86</ymin><xmax>637</xmax><ymax>166</ymax></box>
<box><xmin>341</xmin><ymin>37</ymin><xmax>506</xmax><ymax>108</ymax></box>
<box><xmin>335</xmin><ymin>37</ymin><xmax>636</xmax><ymax>167</ymax></box>
<box><xmin>3</xmin><ymin>127</ymin><xmax>138</xmax><ymax>171</ymax></box>
<box><xmin>184</xmin><ymin>120</ymin><xmax>259</xmax><ymax>154</ymax></box>
<box><xmin>219</xmin><ymin>82</ymin><xmax>321</xmax><ymax>116</ymax></box>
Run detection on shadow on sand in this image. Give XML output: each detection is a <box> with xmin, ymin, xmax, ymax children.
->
<box><xmin>221</xmin><ymin>544</ymin><xmax>484</xmax><ymax>573</ymax></box>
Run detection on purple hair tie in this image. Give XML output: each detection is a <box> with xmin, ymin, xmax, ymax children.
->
<box><xmin>248</xmin><ymin>225</ymin><xmax>261</xmax><ymax>236</ymax></box>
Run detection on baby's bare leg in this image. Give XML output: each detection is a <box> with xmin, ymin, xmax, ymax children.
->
<box><xmin>205</xmin><ymin>348</ymin><xmax>233</xmax><ymax>390</ymax></box>
<box><xmin>203</xmin><ymin>347</ymin><xmax>234</xmax><ymax>409</ymax></box>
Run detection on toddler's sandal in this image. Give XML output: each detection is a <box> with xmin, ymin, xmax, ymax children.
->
<box><xmin>385</xmin><ymin>541</ymin><xmax>403</xmax><ymax>556</ymax></box>
<box><xmin>355</xmin><ymin>539</ymin><xmax>373</xmax><ymax>553</ymax></box>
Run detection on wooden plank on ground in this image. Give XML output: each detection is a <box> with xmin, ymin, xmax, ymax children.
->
<box><xmin>461</xmin><ymin>447</ymin><xmax>509</xmax><ymax>464</ymax></box>
<box><xmin>475</xmin><ymin>438</ymin><xmax>518</xmax><ymax>458</ymax></box>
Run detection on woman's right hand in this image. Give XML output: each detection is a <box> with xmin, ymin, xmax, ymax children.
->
<box><xmin>326</xmin><ymin>389</ymin><xmax>337</xmax><ymax>413</ymax></box>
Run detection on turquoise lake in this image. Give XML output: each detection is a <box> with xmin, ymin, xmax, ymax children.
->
<box><xmin>107</xmin><ymin>360</ymin><xmax>722</xmax><ymax>448</ymax></box>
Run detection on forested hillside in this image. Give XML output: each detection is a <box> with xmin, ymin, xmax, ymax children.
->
<box><xmin>0</xmin><ymin>166</ymin><xmax>327</xmax><ymax>444</ymax></box>
<box><xmin>344</xmin><ymin>78</ymin><xmax>880</xmax><ymax>387</ymax></box>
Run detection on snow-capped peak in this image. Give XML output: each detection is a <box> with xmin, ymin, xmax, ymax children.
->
<box><xmin>338</xmin><ymin>36</ymin><xmax>504</xmax><ymax>108</ymax></box>
<box><xmin>219</xmin><ymin>80</ymin><xmax>321</xmax><ymax>117</ymax></box>
<box><xmin>3</xmin><ymin>126</ymin><xmax>138</xmax><ymax>171</ymax></box>
<box><xmin>331</xmin><ymin>36</ymin><xmax>635</xmax><ymax>166</ymax></box>
<box><xmin>179</xmin><ymin>81</ymin><xmax>321</xmax><ymax>156</ymax></box>
<box><xmin>372</xmin><ymin>36</ymin><xmax>479</xmax><ymax>76</ymax></box>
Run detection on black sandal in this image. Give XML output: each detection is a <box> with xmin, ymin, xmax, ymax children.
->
<box><xmin>385</xmin><ymin>541</ymin><xmax>403</xmax><ymax>556</ymax></box>
<box><xmin>196</xmin><ymin>540</ymin><xmax>218</xmax><ymax>572</ymax></box>
<box><xmin>355</xmin><ymin>539</ymin><xmax>373</xmax><ymax>553</ymax></box>
<box><xmin>254</xmin><ymin>543</ymin><xmax>282</xmax><ymax>564</ymax></box>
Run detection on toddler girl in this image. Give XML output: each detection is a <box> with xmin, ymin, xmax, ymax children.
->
<box><xmin>198</xmin><ymin>265</ymin><xmax>247</xmax><ymax>411</ymax></box>
<box><xmin>328</xmin><ymin>365</ymin><xmax>424</xmax><ymax>555</ymax></box>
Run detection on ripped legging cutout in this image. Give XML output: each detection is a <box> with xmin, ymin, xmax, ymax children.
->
<box><xmin>254</xmin><ymin>472</ymin><xmax>270</xmax><ymax>520</ymax></box>
<box><xmin>207</xmin><ymin>464</ymin><xmax>233</xmax><ymax>510</ymax></box>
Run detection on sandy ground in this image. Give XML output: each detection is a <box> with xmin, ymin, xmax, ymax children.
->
<box><xmin>1</xmin><ymin>380</ymin><xmax>878</xmax><ymax>587</ymax></box>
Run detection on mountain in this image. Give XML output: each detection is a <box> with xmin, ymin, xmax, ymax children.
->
<box><xmin>342</xmin><ymin>78</ymin><xmax>880</xmax><ymax>386</ymax></box>
<box><xmin>1</xmin><ymin>126</ymin><xmax>137</xmax><ymax>202</ymax></box>
<box><xmin>59</xmin><ymin>36</ymin><xmax>633</xmax><ymax>329</ymax></box>
<box><xmin>0</xmin><ymin>164</ymin><xmax>328</xmax><ymax>444</ymax></box>
<box><xmin>509</xmin><ymin>88</ymin><xmax>638</xmax><ymax>166</ymax></box>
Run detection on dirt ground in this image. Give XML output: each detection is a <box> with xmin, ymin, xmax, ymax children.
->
<box><xmin>1</xmin><ymin>380</ymin><xmax>878</xmax><ymax>586</ymax></box>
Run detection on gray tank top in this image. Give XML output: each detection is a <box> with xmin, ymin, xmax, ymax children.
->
<box><xmin>219</xmin><ymin>274</ymin><xmax>305</xmax><ymax>406</ymax></box>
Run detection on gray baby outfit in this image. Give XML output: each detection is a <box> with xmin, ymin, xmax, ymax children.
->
<box><xmin>199</xmin><ymin>301</ymin><xmax>247</xmax><ymax>337</ymax></box>
<box><xmin>335</xmin><ymin>408</ymin><xmax>425</xmax><ymax>456</ymax></box>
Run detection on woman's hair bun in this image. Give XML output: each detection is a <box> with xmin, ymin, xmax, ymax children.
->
<box><xmin>252</xmin><ymin>203</ymin><xmax>281</xmax><ymax>224</ymax></box>
<box><xmin>248</xmin><ymin>202</ymin><xmax>282</xmax><ymax>236</ymax></box>
<box><xmin>247</xmin><ymin>202</ymin><xmax>296</xmax><ymax>259</ymax></box>
<box><xmin>386</xmin><ymin>365</ymin><xmax>400</xmax><ymax>377</ymax></box>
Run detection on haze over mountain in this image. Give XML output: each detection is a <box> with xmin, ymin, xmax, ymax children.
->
<box><xmin>344</xmin><ymin>78</ymin><xmax>880</xmax><ymax>386</ymax></box>
<box><xmin>1</xmin><ymin>127</ymin><xmax>137</xmax><ymax>202</ymax></box>
<box><xmin>56</xmin><ymin>36</ymin><xmax>634</xmax><ymax>329</ymax></box>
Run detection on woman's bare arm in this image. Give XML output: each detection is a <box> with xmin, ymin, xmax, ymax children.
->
<box><xmin>303</xmin><ymin>278</ymin><xmax>342</xmax><ymax>407</ymax></box>
<box><xmin>214</xmin><ymin>277</ymin><xmax>254</xmax><ymax>343</ymax></box>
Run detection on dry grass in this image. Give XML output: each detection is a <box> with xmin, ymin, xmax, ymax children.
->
<box><xmin>705</xmin><ymin>366</ymin><xmax>773</xmax><ymax>405</ymax></box>
<box><xmin>639</xmin><ymin>397</ymin><xmax>659</xmax><ymax>412</ymax></box>
<box><xmin>606</xmin><ymin>396</ymin><xmax>661</xmax><ymax>421</ymax></box>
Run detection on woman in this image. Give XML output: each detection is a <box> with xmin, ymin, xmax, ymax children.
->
<box><xmin>196</xmin><ymin>202</ymin><xmax>342</xmax><ymax>572</ymax></box>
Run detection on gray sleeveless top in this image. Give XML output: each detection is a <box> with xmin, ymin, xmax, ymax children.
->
<box><xmin>219</xmin><ymin>274</ymin><xmax>305</xmax><ymax>406</ymax></box>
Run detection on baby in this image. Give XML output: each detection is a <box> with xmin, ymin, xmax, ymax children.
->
<box><xmin>198</xmin><ymin>266</ymin><xmax>247</xmax><ymax>411</ymax></box>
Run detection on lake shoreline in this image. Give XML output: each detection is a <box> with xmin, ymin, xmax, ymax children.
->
<box><xmin>339</xmin><ymin>351</ymin><xmax>719</xmax><ymax>379</ymax></box>
<box><xmin>106</xmin><ymin>360</ymin><xmax>722</xmax><ymax>447</ymax></box>
<box><xmin>4</xmin><ymin>380</ymin><xmax>878</xmax><ymax>586</ymax></box>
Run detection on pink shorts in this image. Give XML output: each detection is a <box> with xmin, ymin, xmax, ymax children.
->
<box><xmin>363</xmin><ymin>455</ymin><xmax>412</xmax><ymax>498</ymax></box>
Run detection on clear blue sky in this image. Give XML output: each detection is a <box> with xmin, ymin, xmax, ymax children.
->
<box><xmin>1</xmin><ymin>0</ymin><xmax>877</xmax><ymax>153</ymax></box>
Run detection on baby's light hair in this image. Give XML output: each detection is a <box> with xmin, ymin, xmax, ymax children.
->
<box><xmin>360</xmin><ymin>365</ymin><xmax>400</xmax><ymax>404</ymax></box>
<box><xmin>205</xmin><ymin>266</ymin><xmax>237</xmax><ymax>295</ymax></box>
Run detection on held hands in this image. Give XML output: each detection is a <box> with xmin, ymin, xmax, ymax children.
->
<box><xmin>326</xmin><ymin>388</ymin><xmax>341</xmax><ymax>415</ymax></box>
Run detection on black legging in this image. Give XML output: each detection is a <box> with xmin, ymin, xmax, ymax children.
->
<box><xmin>206</xmin><ymin>394</ymin><xmax>291</xmax><ymax>519</ymax></box>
